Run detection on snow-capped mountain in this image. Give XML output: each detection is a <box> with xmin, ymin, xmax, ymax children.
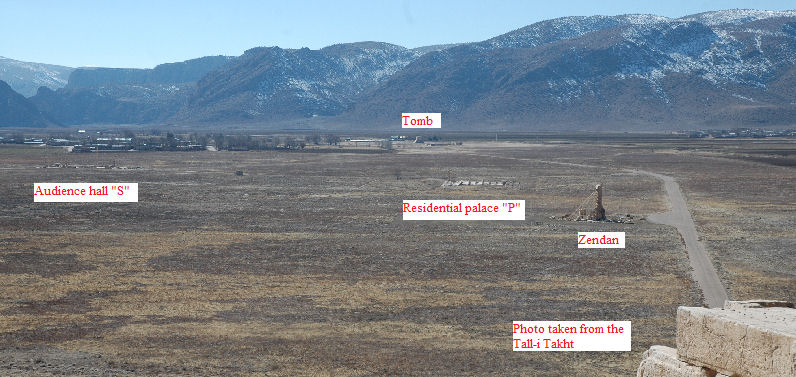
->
<box><xmin>681</xmin><ymin>9</ymin><xmax>796</xmax><ymax>25</ymax></box>
<box><xmin>6</xmin><ymin>9</ymin><xmax>796</xmax><ymax>129</ymax></box>
<box><xmin>173</xmin><ymin>42</ymin><xmax>435</xmax><ymax>122</ymax></box>
<box><xmin>0</xmin><ymin>57</ymin><xmax>73</xmax><ymax>97</ymax></box>
<box><xmin>347</xmin><ymin>10</ymin><xmax>796</xmax><ymax>130</ymax></box>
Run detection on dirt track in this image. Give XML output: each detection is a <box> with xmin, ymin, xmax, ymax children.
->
<box><xmin>640</xmin><ymin>170</ymin><xmax>729</xmax><ymax>308</ymax></box>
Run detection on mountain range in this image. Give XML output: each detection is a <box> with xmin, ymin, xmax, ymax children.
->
<box><xmin>28</xmin><ymin>56</ymin><xmax>233</xmax><ymax>125</ymax></box>
<box><xmin>2</xmin><ymin>9</ymin><xmax>796</xmax><ymax>130</ymax></box>
<box><xmin>172</xmin><ymin>42</ymin><xmax>432</xmax><ymax>122</ymax></box>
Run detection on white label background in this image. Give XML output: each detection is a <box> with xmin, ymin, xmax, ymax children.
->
<box><xmin>402</xmin><ymin>113</ymin><xmax>441</xmax><ymax>128</ymax></box>
<box><xmin>403</xmin><ymin>200</ymin><xmax>524</xmax><ymax>220</ymax></box>
<box><xmin>513</xmin><ymin>321</ymin><xmax>631</xmax><ymax>351</ymax></box>
<box><xmin>34</xmin><ymin>183</ymin><xmax>138</xmax><ymax>202</ymax></box>
<box><xmin>577</xmin><ymin>232</ymin><xmax>626</xmax><ymax>248</ymax></box>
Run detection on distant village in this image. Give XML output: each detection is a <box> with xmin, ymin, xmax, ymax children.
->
<box><xmin>0</xmin><ymin>127</ymin><xmax>794</xmax><ymax>152</ymax></box>
<box><xmin>0</xmin><ymin>130</ymin><xmax>366</xmax><ymax>152</ymax></box>
<box><xmin>0</xmin><ymin>128</ymin><xmax>465</xmax><ymax>152</ymax></box>
<box><xmin>0</xmin><ymin>129</ymin><xmax>204</xmax><ymax>151</ymax></box>
<box><xmin>683</xmin><ymin>128</ymin><xmax>796</xmax><ymax>138</ymax></box>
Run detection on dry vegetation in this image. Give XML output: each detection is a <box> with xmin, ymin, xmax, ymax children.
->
<box><xmin>0</xmin><ymin>138</ymin><xmax>791</xmax><ymax>376</ymax></box>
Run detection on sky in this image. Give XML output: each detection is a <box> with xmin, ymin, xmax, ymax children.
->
<box><xmin>2</xmin><ymin>0</ymin><xmax>794</xmax><ymax>68</ymax></box>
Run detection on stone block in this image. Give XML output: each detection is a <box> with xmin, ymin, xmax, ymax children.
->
<box><xmin>676</xmin><ymin>301</ymin><xmax>796</xmax><ymax>377</ymax></box>
<box><xmin>636</xmin><ymin>346</ymin><xmax>720</xmax><ymax>377</ymax></box>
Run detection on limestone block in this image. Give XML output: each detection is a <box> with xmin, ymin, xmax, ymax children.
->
<box><xmin>676</xmin><ymin>301</ymin><xmax>796</xmax><ymax>377</ymax></box>
<box><xmin>636</xmin><ymin>346</ymin><xmax>719</xmax><ymax>377</ymax></box>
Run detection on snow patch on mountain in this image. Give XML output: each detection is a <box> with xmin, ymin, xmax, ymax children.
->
<box><xmin>0</xmin><ymin>57</ymin><xmax>73</xmax><ymax>97</ymax></box>
<box><xmin>547</xmin><ymin>78</ymin><xmax>596</xmax><ymax>103</ymax></box>
<box><xmin>681</xmin><ymin>9</ymin><xmax>796</xmax><ymax>26</ymax></box>
<box><xmin>607</xmin><ymin>11</ymin><xmax>796</xmax><ymax>99</ymax></box>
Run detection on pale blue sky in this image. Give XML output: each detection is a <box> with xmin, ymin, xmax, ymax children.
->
<box><xmin>2</xmin><ymin>0</ymin><xmax>794</xmax><ymax>68</ymax></box>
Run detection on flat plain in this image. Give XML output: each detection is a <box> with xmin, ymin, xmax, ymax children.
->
<box><xmin>0</xmin><ymin>137</ymin><xmax>793</xmax><ymax>376</ymax></box>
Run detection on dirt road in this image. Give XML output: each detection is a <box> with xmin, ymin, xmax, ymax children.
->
<box><xmin>634</xmin><ymin>170</ymin><xmax>729</xmax><ymax>308</ymax></box>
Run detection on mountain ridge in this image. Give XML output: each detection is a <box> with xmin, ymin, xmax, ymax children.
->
<box><xmin>28</xmin><ymin>56</ymin><xmax>238</xmax><ymax>125</ymax></box>
<box><xmin>344</xmin><ymin>9</ymin><xmax>796</xmax><ymax>130</ymax></box>
<box><xmin>65</xmin><ymin>55</ymin><xmax>235</xmax><ymax>88</ymax></box>
<box><xmin>0</xmin><ymin>57</ymin><xmax>73</xmax><ymax>97</ymax></box>
<box><xmin>4</xmin><ymin>9</ymin><xmax>796</xmax><ymax>130</ymax></box>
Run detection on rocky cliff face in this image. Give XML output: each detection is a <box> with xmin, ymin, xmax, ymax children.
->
<box><xmin>30</xmin><ymin>84</ymin><xmax>189</xmax><ymax>125</ymax></box>
<box><xmin>0</xmin><ymin>80</ymin><xmax>57</xmax><ymax>127</ymax></box>
<box><xmin>29</xmin><ymin>56</ymin><xmax>233</xmax><ymax>125</ymax></box>
<box><xmin>65</xmin><ymin>55</ymin><xmax>233</xmax><ymax>88</ymax></box>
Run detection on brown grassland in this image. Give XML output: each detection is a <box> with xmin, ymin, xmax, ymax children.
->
<box><xmin>0</xmin><ymin>137</ymin><xmax>793</xmax><ymax>376</ymax></box>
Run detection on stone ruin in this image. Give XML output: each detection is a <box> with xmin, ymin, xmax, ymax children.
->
<box><xmin>576</xmin><ymin>184</ymin><xmax>606</xmax><ymax>221</ymax></box>
<box><xmin>589</xmin><ymin>184</ymin><xmax>606</xmax><ymax>221</ymax></box>
<box><xmin>637</xmin><ymin>300</ymin><xmax>795</xmax><ymax>377</ymax></box>
<box><xmin>442</xmin><ymin>180</ymin><xmax>510</xmax><ymax>187</ymax></box>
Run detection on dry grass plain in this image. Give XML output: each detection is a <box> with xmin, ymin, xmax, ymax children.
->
<box><xmin>0</xmin><ymin>138</ymin><xmax>791</xmax><ymax>376</ymax></box>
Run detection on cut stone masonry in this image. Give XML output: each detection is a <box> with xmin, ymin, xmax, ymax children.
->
<box><xmin>637</xmin><ymin>300</ymin><xmax>795</xmax><ymax>377</ymax></box>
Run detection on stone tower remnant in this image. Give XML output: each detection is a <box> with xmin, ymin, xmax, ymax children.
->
<box><xmin>573</xmin><ymin>184</ymin><xmax>607</xmax><ymax>221</ymax></box>
<box><xmin>588</xmin><ymin>184</ymin><xmax>606</xmax><ymax>221</ymax></box>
